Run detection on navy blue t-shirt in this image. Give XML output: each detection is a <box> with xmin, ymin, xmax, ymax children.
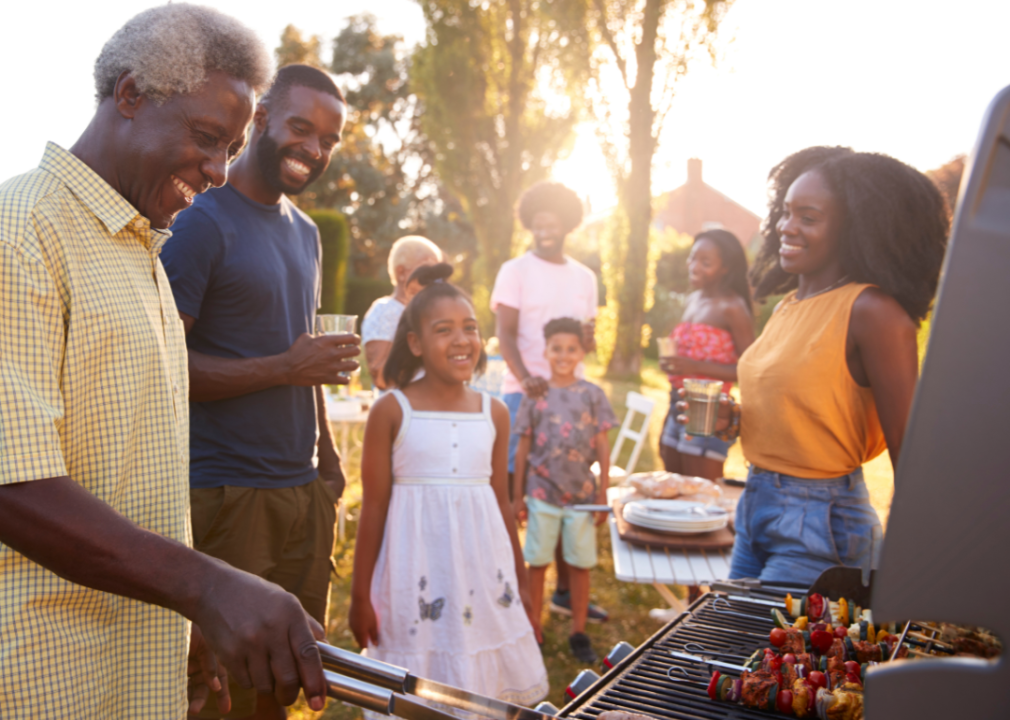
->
<box><xmin>162</xmin><ymin>183</ymin><xmax>321</xmax><ymax>489</ymax></box>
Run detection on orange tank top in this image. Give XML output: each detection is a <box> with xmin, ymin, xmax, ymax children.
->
<box><xmin>737</xmin><ymin>283</ymin><xmax>887</xmax><ymax>478</ymax></box>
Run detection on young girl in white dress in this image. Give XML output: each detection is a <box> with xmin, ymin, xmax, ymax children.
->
<box><xmin>350</xmin><ymin>263</ymin><xmax>548</xmax><ymax>705</ymax></box>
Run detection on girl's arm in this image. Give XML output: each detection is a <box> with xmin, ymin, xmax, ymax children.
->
<box><xmin>663</xmin><ymin>300</ymin><xmax>755</xmax><ymax>381</ymax></box>
<box><xmin>348</xmin><ymin>394</ymin><xmax>401</xmax><ymax>649</ymax></box>
<box><xmin>593</xmin><ymin>430</ymin><xmax>611</xmax><ymax>526</ymax></box>
<box><xmin>512</xmin><ymin>434</ymin><xmax>532</xmax><ymax>523</ymax></box>
<box><xmin>848</xmin><ymin>288</ymin><xmax>919</xmax><ymax>471</ymax></box>
<box><xmin>489</xmin><ymin>398</ymin><xmax>541</xmax><ymax>640</ymax></box>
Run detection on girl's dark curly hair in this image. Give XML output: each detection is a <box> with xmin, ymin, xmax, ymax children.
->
<box><xmin>516</xmin><ymin>181</ymin><xmax>584</xmax><ymax>233</ymax></box>
<box><xmin>750</xmin><ymin>146</ymin><xmax>949</xmax><ymax>323</ymax></box>
<box><xmin>383</xmin><ymin>262</ymin><xmax>488</xmax><ymax>388</ymax></box>
<box><xmin>694</xmin><ymin>229</ymin><xmax>752</xmax><ymax>315</ymax></box>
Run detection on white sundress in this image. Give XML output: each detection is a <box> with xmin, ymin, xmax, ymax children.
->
<box><xmin>364</xmin><ymin>389</ymin><xmax>549</xmax><ymax>705</ymax></box>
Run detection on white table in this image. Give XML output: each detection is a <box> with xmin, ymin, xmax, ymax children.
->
<box><xmin>606</xmin><ymin>486</ymin><xmax>734</xmax><ymax>615</ymax></box>
<box><xmin>325</xmin><ymin>394</ymin><xmax>370</xmax><ymax>541</ymax></box>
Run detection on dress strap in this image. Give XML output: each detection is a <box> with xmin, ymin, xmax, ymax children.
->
<box><xmin>390</xmin><ymin>388</ymin><xmax>412</xmax><ymax>449</ymax></box>
<box><xmin>480</xmin><ymin>391</ymin><xmax>497</xmax><ymax>438</ymax></box>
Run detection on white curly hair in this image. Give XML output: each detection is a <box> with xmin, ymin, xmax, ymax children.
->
<box><xmin>94</xmin><ymin>3</ymin><xmax>273</xmax><ymax>104</ymax></box>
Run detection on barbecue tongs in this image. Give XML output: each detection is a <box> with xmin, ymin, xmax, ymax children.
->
<box><xmin>319</xmin><ymin>642</ymin><xmax>555</xmax><ymax>720</ymax></box>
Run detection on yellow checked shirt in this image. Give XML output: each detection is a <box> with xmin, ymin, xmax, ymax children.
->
<box><xmin>0</xmin><ymin>143</ymin><xmax>191</xmax><ymax>719</ymax></box>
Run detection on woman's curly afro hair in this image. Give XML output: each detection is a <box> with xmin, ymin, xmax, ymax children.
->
<box><xmin>750</xmin><ymin>146</ymin><xmax>950</xmax><ymax>323</ymax></box>
<box><xmin>516</xmin><ymin>181</ymin><xmax>584</xmax><ymax>233</ymax></box>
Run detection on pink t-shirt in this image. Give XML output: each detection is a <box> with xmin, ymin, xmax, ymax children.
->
<box><xmin>490</xmin><ymin>252</ymin><xmax>599</xmax><ymax>394</ymax></box>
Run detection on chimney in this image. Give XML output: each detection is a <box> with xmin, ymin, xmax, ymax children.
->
<box><xmin>687</xmin><ymin>158</ymin><xmax>702</xmax><ymax>187</ymax></box>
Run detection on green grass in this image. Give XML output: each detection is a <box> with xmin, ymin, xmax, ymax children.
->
<box><xmin>287</xmin><ymin>354</ymin><xmax>895</xmax><ymax>718</ymax></box>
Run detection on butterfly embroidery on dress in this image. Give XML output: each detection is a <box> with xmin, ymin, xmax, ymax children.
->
<box><xmin>419</xmin><ymin>596</ymin><xmax>446</xmax><ymax>621</ymax></box>
<box><xmin>497</xmin><ymin>582</ymin><xmax>514</xmax><ymax>608</ymax></box>
<box><xmin>419</xmin><ymin>576</ymin><xmax>427</xmax><ymax>591</ymax></box>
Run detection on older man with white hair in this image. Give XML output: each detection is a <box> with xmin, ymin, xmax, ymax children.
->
<box><xmin>0</xmin><ymin>5</ymin><xmax>329</xmax><ymax>719</ymax></box>
<box><xmin>362</xmin><ymin>235</ymin><xmax>442</xmax><ymax>389</ymax></box>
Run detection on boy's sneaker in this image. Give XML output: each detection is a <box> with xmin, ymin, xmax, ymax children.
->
<box><xmin>550</xmin><ymin>589</ymin><xmax>610</xmax><ymax>623</ymax></box>
<box><xmin>569</xmin><ymin>632</ymin><xmax>598</xmax><ymax>664</ymax></box>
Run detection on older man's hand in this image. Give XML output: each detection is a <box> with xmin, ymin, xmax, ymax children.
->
<box><xmin>193</xmin><ymin>563</ymin><xmax>328</xmax><ymax>711</ymax></box>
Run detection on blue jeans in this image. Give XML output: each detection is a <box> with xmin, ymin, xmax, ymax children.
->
<box><xmin>729</xmin><ymin>466</ymin><xmax>883</xmax><ymax>586</ymax></box>
<box><xmin>503</xmin><ymin>391</ymin><xmax>524</xmax><ymax>473</ymax></box>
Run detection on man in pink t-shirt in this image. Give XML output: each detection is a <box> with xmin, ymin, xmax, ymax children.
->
<box><xmin>491</xmin><ymin>181</ymin><xmax>606</xmax><ymax>623</ymax></box>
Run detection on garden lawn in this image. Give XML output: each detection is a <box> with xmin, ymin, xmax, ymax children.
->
<box><xmin>286</xmin><ymin>356</ymin><xmax>895</xmax><ymax>718</ymax></box>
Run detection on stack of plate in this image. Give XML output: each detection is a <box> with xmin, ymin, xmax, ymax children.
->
<box><xmin>622</xmin><ymin>498</ymin><xmax>728</xmax><ymax>535</ymax></box>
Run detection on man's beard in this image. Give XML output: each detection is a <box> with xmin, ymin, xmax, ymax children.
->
<box><xmin>255</xmin><ymin>125</ymin><xmax>325</xmax><ymax>196</ymax></box>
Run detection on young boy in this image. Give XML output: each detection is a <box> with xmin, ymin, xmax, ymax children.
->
<box><xmin>512</xmin><ymin>317</ymin><xmax>617</xmax><ymax>663</ymax></box>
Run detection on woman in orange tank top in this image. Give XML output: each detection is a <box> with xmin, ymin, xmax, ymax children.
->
<box><xmin>680</xmin><ymin>147</ymin><xmax>949</xmax><ymax>585</ymax></box>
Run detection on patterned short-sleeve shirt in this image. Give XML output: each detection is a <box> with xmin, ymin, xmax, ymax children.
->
<box><xmin>513</xmin><ymin>380</ymin><xmax>617</xmax><ymax>507</ymax></box>
<box><xmin>0</xmin><ymin>143</ymin><xmax>190</xmax><ymax>719</ymax></box>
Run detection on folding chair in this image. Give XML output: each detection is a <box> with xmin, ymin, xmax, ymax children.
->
<box><xmin>592</xmin><ymin>390</ymin><xmax>656</xmax><ymax>482</ymax></box>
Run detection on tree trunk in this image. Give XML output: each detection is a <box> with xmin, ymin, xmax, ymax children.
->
<box><xmin>606</xmin><ymin>0</ymin><xmax>662</xmax><ymax>377</ymax></box>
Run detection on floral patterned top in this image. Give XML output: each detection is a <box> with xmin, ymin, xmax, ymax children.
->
<box><xmin>513</xmin><ymin>380</ymin><xmax>618</xmax><ymax>508</ymax></box>
<box><xmin>667</xmin><ymin>321</ymin><xmax>738</xmax><ymax>394</ymax></box>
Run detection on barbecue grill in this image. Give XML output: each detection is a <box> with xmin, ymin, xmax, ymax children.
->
<box><xmin>555</xmin><ymin>568</ymin><xmax>873</xmax><ymax>720</ymax></box>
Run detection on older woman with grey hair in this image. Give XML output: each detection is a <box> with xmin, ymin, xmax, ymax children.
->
<box><xmin>0</xmin><ymin>5</ymin><xmax>332</xmax><ymax>720</ymax></box>
<box><xmin>362</xmin><ymin>235</ymin><xmax>443</xmax><ymax>389</ymax></box>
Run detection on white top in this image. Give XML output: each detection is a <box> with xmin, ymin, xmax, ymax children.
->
<box><xmin>390</xmin><ymin>389</ymin><xmax>493</xmax><ymax>484</ymax></box>
<box><xmin>489</xmin><ymin>252</ymin><xmax>598</xmax><ymax>394</ymax></box>
<box><xmin>362</xmin><ymin>295</ymin><xmax>405</xmax><ymax>345</ymax></box>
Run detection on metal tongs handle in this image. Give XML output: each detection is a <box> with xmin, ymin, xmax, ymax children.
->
<box><xmin>670</xmin><ymin>650</ymin><xmax>748</xmax><ymax>673</ymax></box>
<box><xmin>325</xmin><ymin>669</ymin><xmax>396</xmax><ymax>714</ymax></box>
<box><xmin>319</xmin><ymin>642</ymin><xmax>410</xmax><ymax>691</ymax></box>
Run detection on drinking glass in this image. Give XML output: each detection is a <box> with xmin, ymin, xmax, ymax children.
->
<box><xmin>682</xmin><ymin>378</ymin><xmax>723</xmax><ymax>437</ymax></box>
<box><xmin>316</xmin><ymin>314</ymin><xmax>358</xmax><ymax>335</ymax></box>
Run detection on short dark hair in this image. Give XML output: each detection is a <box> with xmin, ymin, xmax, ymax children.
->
<box><xmin>260</xmin><ymin>64</ymin><xmax>345</xmax><ymax>109</ymax></box>
<box><xmin>516</xmin><ymin>181</ymin><xmax>584</xmax><ymax>234</ymax></box>
<box><xmin>693</xmin><ymin>229</ymin><xmax>752</xmax><ymax>315</ymax></box>
<box><xmin>383</xmin><ymin>263</ymin><xmax>488</xmax><ymax>388</ymax></box>
<box><xmin>750</xmin><ymin>146</ymin><xmax>949</xmax><ymax>323</ymax></box>
<box><xmin>543</xmin><ymin>317</ymin><xmax>585</xmax><ymax>349</ymax></box>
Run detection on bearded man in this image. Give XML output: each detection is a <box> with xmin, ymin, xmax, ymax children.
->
<box><xmin>0</xmin><ymin>6</ymin><xmax>334</xmax><ymax>720</ymax></box>
<box><xmin>161</xmin><ymin>63</ymin><xmax>357</xmax><ymax>720</ymax></box>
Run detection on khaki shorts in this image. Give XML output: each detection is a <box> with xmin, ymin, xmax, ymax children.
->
<box><xmin>190</xmin><ymin>476</ymin><xmax>338</xmax><ymax>719</ymax></box>
<box><xmin>522</xmin><ymin>496</ymin><xmax>597</xmax><ymax>569</ymax></box>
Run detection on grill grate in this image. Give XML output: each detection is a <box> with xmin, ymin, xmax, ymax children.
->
<box><xmin>560</xmin><ymin>590</ymin><xmax>807</xmax><ymax>720</ymax></box>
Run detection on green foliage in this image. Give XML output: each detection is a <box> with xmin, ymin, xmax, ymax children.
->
<box><xmin>344</xmin><ymin>276</ymin><xmax>394</xmax><ymax>321</ymax></box>
<box><xmin>284</xmin><ymin>17</ymin><xmax>477</xmax><ymax>281</ymax></box>
<box><xmin>276</xmin><ymin>25</ymin><xmax>324</xmax><ymax>68</ymax></box>
<box><xmin>411</xmin><ymin>0</ymin><xmax>591</xmax><ymax>309</ymax></box>
<box><xmin>309</xmin><ymin>210</ymin><xmax>351</xmax><ymax>314</ymax></box>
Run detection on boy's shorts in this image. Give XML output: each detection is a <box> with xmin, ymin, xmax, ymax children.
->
<box><xmin>523</xmin><ymin>496</ymin><xmax>597</xmax><ymax>569</ymax></box>
<box><xmin>661</xmin><ymin>408</ymin><xmax>733</xmax><ymax>462</ymax></box>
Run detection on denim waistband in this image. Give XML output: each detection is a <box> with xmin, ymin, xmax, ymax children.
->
<box><xmin>749</xmin><ymin>466</ymin><xmax>864</xmax><ymax>492</ymax></box>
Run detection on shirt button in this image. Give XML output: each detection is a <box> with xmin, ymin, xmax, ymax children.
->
<box><xmin>134</xmin><ymin>218</ymin><xmax>145</xmax><ymax>229</ymax></box>
<box><xmin>453</xmin><ymin>468</ymin><xmax>457</xmax><ymax>473</ymax></box>
<box><xmin>453</xmin><ymin>443</ymin><xmax>458</xmax><ymax>448</ymax></box>
<box><xmin>452</xmin><ymin>423</ymin><xmax>456</xmax><ymax>428</ymax></box>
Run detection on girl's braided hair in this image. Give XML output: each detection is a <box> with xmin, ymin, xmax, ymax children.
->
<box><xmin>383</xmin><ymin>263</ymin><xmax>488</xmax><ymax>388</ymax></box>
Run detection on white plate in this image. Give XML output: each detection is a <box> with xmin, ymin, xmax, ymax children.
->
<box><xmin>623</xmin><ymin>506</ymin><xmax>728</xmax><ymax>534</ymax></box>
<box><xmin>623</xmin><ymin>500</ymin><xmax>727</xmax><ymax>525</ymax></box>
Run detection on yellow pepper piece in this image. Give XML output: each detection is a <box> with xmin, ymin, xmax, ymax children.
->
<box><xmin>838</xmin><ymin>597</ymin><xmax>849</xmax><ymax>626</ymax></box>
<box><xmin>785</xmin><ymin>593</ymin><xmax>793</xmax><ymax>615</ymax></box>
<box><xmin>867</xmin><ymin>622</ymin><xmax>876</xmax><ymax>643</ymax></box>
<box><xmin>794</xmin><ymin>616</ymin><xmax>809</xmax><ymax>630</ymax></box>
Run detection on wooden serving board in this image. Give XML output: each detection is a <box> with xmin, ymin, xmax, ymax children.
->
<box><xmin>612</xmin><ymin>500</ymin><xmax>735</xmax><ymax>550</ymax></box>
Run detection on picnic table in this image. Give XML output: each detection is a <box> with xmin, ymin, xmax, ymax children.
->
<box><xmin>606</xmin><ymin>480</ymin><xmax>743</xmax><ymax>616</ymax></box>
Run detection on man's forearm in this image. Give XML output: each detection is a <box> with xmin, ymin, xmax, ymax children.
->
<box><xmin>189</xmin><ymin>350</ymin><xmax>289</xmax><ymax>403</ymax></box>
<box><xmin>315</xmin><ymin>386</ymin><xmax>344</xmax><ymax>491</ymax></box>
<box><xmin>497</xmin><ymin>332</ymin><xmax>529</xmax><ymax>383</ymax></box>
<box><xmin>0</xmin><ymin>476</ymin><xmax>217</xmax><ymax>620</ymax></box>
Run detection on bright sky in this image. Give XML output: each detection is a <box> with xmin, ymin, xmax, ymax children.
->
<box><xmin>4</xmin><ymin>0</ymin><xmax>1009</xmax><ymax>218</ymax></box>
